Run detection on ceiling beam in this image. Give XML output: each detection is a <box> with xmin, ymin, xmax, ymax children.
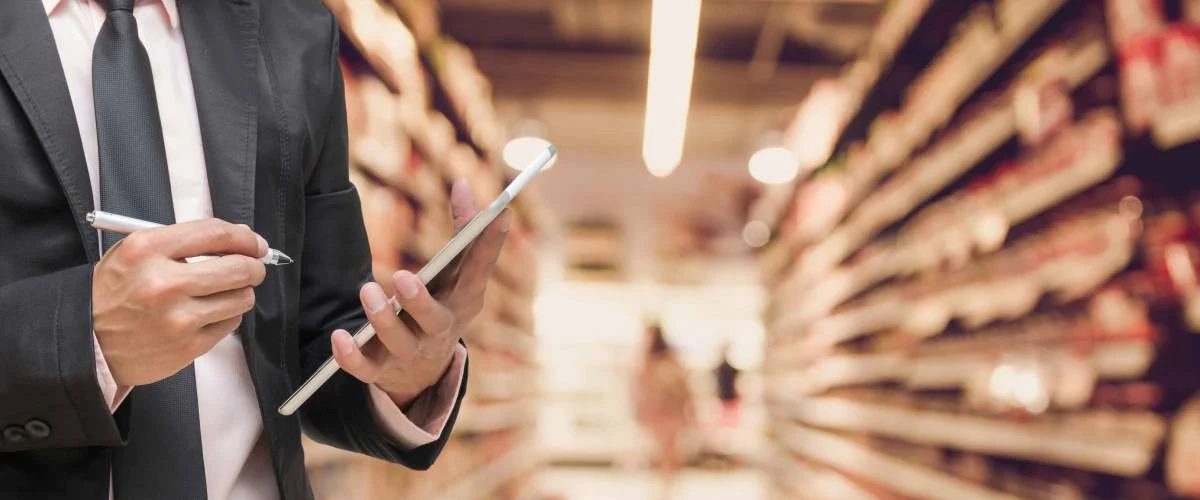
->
<box><xmin>748</xmin><ymin>3</ymin><xmax>792</xmax><ymax>82</ymax></box>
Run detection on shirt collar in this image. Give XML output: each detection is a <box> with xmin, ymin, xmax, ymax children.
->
<box><xmin>43</xmin><ymin>0</ymin><xmax>180</xmax><ymax>29</ymax></box>
<box><xmin>41</xmin><ymin>0</ymin><xmax>64</xmax><ymax>15</ymax></box>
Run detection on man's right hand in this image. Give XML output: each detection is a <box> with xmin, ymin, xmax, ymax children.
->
<box><xmin>92</xmin><ymin>219</ymin><xmax>269</xmax><ymax>386</ymax></box>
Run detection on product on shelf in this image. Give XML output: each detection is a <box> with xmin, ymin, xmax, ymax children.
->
<box><xmin>1167</xmin><ymin>394</ymin><xmax>1200</xmax><ymax>496</ymax></box>
<box><xmin>386</xmin><ymin>0</ymin><xmax>439</xmax><ymax>47</ymax></box>
<box><xmin>324</xmin><ymin>0</ymin><xmax>425</xmax><ymax>97</ymax></box>
<box><xmin>427</xmin><ymin>39</ymin><xmax>505</xmax><ymax>156</ymax></box>
<box><xmin>1014</xmin><ymin>51</ymin><xmax>1074</xmax><ymax>146</ymax></box>
<box><xmin>1104</xmin><ymin>0</ymin><xmax>1200</xmax><ymax>145</ymax></box>
<box><xmin>1106</xmin><ymin>0</ymin><xmax>1166</xmax><ymax>47</ymax></box>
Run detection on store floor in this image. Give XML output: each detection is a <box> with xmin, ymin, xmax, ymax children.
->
<box><xmin>537</xmin><ymin>466</ymin><xmax>767</xmax><ymax>500</ymax></box>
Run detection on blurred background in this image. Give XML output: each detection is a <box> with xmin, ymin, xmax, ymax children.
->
<box><xmin>306</xmin><ymin>0</ymin><xmax>1200</xmax><ymax>498</ymax></box>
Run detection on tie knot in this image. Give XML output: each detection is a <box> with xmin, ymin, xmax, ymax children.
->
<box><xmin>101</xmin><ymin>0</ymin><xmax>135</xmax><ymax>12</ymax></box>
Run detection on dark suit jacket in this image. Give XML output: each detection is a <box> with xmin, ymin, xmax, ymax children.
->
<box><xmin>0</xmin><ymin>1</ymin><xmax>466</xmax><ymax>498</ymax></box>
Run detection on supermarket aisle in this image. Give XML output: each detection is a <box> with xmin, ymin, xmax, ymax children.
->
<box><xmin>312</xmin><ymin>0</ymin><xmax>1200</xmax><ymax>498</ymax></box>
<box><xmin>538</xmin><ymin>467</ymin><xmax>767</xmax><ymax>500</ymax></box>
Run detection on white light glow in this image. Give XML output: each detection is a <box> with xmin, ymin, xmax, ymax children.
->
<box><xmin>642</xmin><ymin>0</ymin><xmax>702</xmax><ymax>177</ymax></box>
<box><xmin>988</xmin><ymin>364</ymin><xmax>1016</xmax><ymax>400</ymax></box>
<box><xmin>972</xmin><ymin>212</ymin><xmax>1009</xmax><ymax>253</ymax></box>
<box><xmin>503</xmin><ymin>136</ymin><xmax>558</xmax><ymax>171</ymax></box>
<box><xmin>748</xmin><ymin>147</ymin><xmax>801</xmax><ymax>184</ymax></box>
<box><xmin>1012</xmin><ymin>369</ymin><xmax>1049</xmax><ymax>414</ymax></box>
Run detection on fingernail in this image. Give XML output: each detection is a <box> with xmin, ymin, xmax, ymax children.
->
<box><xmin>395</xmin><ymin>271</ymin><xmax>420</xmax><ymax>299</ymax></box>
<box><xmin>255</xmin><ymin>234</ymin><xmax>268</xmax><ymax>257</ymax></box>
<box><xmin>363</xmin><ymin>283</ymin><xmax>388</xmax><ymax>313</ymax></box>
<box><xmin>451</xmin><ymin>178</ymin><xmax>475</xmax><ymax>209</ymax></box>
<box><xmin>453</xmin><ymin>177</ymin><xmax>470</xmax><ymax>194</ymax></box>
<box><xmin>332</xmin><ymin>331</ymin><xmax>349</xmax><ymax>356</ymax></box>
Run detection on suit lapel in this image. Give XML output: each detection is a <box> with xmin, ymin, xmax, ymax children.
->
<box><xmin>179</xmin><ymin>1</ymin><xmax>266</xmax><ymax>380</ymax></box>
<box><xmin>0</xmin><ymin>1</ymin><xmax>99</xmax><ymax>261</ymax></box>
<box><xmin>178</xmin><ymin>0</ymin><xmax>259</xmax><ymax>227</ymax></box>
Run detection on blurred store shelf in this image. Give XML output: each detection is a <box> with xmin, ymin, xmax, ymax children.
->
<box><xmin>757</xmin><ymin>0</ymin><xmax>1081</xmax><ymax>272</ymax></box>
<box><xmin>771</xmin><ymin>419</ymin><xmax>1018</xmax><ymax>500</ymax></box>
<box><xmin>308</xmin><ymin>1</ymin><xmax>545</xmax><ymax>498</ymax></box>
<box><xmin>757</xmin><ymin>0</ymin><xmax>1200</xmax><ymax>498</ymax></box>
<box><xmin>456</xmin><ymin>400</ymin><xmax>540</xmax><ymax>435</ymax></box>
<box><xmin>764</xmin><ymin>445</ymin><xmax>875</xmax><ymax>500</ymax></box>
<box><xmin>771</xmin><ymin>397</ymin><xmax>1164</xmax><ymax>476</ymax></box>
<box><xmin>424</xmin><ymin>438</ymin><xmax>542</xmax><ymax>500</ymax></box>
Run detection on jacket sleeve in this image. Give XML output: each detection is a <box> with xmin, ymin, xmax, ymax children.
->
<box><xmin>0</xmin><ymin>264</ymin><xmax>125</xmax><ymax>452</ymax></box>
<box><xmin>293</xmin><ymin>15</ymin><xmax>466</xmax><ymax>470</ymax></box>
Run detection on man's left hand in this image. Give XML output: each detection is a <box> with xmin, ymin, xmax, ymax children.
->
<box><xmin>331</xmin><ymin>178</ymin><xmax>511</xmax><ymax>407</ymax></box>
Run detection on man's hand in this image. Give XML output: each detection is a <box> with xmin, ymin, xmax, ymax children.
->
<box><xmin>93</xmin><ymin>219</ymin><xmax>268</xmax><ymax>386</ymax></box>
<box><xmin>331</xmin><ymin>179</ymin><xmax>510</xmax><ymax>407</ymax></box>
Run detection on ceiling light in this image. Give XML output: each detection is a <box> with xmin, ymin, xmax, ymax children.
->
<box><xmin>503</xmin><ymin>136</ymin><xmax>558</xmax><ymax>170</ymax></box>
<box><xmin>748</xmin><ymin>147</ymin><xmax>800</xmax><ymax>184</ymax></box>
<box><xmin>642</xmin><ymin>0</ymin><xmax>702</xmax><ymax>177</ymax></box>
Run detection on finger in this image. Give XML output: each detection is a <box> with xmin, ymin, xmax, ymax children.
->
<box><xmin>127</xmin><ymin>219</ymin><xmax>268</xmax><ymax>261</ymax></box>
<box><xmin>331</xmin><ymin>329</ymin><xmax>383</xmax><ymax>383</ymax></box>
<box><xmin>452</xmin><ymin>209</ymin><xmax>511</xmax><ymax>299</ymax></box>
<box><xmin>450</xmin><ymin>177</ymin><xmax>478</xmax><ymax>231</ymax></box>
<box><xmin>360</xmin><ymin>282</ymin><xmax>420</xmax><ymax>356</ymax></box>
<box><xmin>392</xmin><ymin>270</ymin><xmax>455</xmax><ymax>336</ymax></box>
<box><xmin>180</xmin><ymin>255</ymin><xmax>268</xmax><ymax>296</ymax></box>
<box><xmin>192</xmin><ymin>287</ymin><xmax>257</xmax><ymax>325</ymax></box>
<box><xmin>198</xmin><ymin>315</ymin><xmax>243</xmax><ymax>340</ymax></box>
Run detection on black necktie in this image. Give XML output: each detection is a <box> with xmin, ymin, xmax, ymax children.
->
<box><xmin>95</xmin><ymin>1</ymin><xmax>208</xmax><ymax>498</ymax></box>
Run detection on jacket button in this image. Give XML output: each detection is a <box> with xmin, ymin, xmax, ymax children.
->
<box><xmin>3</xmin><ymin>425</ymin><xmax>28</xmax><ymax>444</ymax></box>
<box><xmin>25</xmin><ymin>419</ymin><xmax>50</xmax><ymax>439</ymax></box>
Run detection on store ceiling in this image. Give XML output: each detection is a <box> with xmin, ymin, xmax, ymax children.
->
<box><xmin>439</xmin><ymin>0</ymin><xmax>881</xmax><ymax>65</ymax></box>
<box><xmin>439</xmin><ymin>0</ymin><xmax>881</xmax><ymax>284</ymax></box>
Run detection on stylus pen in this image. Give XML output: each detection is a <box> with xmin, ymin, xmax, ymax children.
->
<box><xmin>86</xmin><ymin>210</ymin><xmax>294</xmax><ymax>266</ymax></box>
<box><xmin>277</xmin><ymin>144</ymin><xmax>557</xmax><ymax>416</ymax></box>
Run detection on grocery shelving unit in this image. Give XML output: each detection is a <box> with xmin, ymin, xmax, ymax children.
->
<box><xmin>303</xmin><ymin>1</ymin><xmax>544</xmax><ymax>498</ymax></box>
<box><xmin>758</xmin><ymin>0</ymin><xmax>1200</xmax><ymax>498</ymax></box>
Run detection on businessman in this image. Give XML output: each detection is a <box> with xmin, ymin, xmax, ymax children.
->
<box><xmin>0</xmin><ymin>1</ymin><xmax>507</xmax><ymax>498</ymax></box>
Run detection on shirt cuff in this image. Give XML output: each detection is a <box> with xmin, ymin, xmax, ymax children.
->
<box><xmin>368</xmin><ymin>344</ymin><xmax>467</xmax><ymax>449</ymax></box>
<box><xmin>93</xmin><ymin>333</ymin><xmax>132</xmax><ymax>413</ymax></box>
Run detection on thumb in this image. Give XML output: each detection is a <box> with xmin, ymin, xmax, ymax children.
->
<box><xmin>450</xmin><ymin>177</ymin><xmax>478</xmax><ymax>230</ymax></box>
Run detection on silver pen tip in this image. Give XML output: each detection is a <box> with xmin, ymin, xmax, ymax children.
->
<box><xmin>85</xmin><ymin>212</ymin><xmax>96</xmax><ymax>224</ymax></box>
<box><xmin>275</xmin><ymin>252</ymin><xmax>294</xmax><ymax>266</ymax></box>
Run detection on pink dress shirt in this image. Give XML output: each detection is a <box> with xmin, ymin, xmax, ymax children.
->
<box><xmin>43</xmin><ymin>0</ymin><xmax>467</xmax><ymax>498</ymax></box>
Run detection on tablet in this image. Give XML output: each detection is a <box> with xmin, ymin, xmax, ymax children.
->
<box><xmin>279</xmin><ymin>144</ymin><xmax>556</xmax><ymax>416</ymax></box>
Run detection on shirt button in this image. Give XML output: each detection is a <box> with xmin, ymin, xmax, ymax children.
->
<box><xmin>3</xmin><ymin>425</ymin><xmax>28</xmax><ymax>444</ymax></box>
<box><xmin>25</xmin><ymin>420</ymin><xmax>51</xmax><ymax>439</ymax></box>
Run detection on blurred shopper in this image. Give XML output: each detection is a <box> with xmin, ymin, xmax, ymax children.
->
<box><xmin>715</xmin><ymin>343</ymin><xmax>741</xmax><ymax>427</ymax></box>
<box><xmin>634</xmin><ymin>324</ymin><xmax>696</xmax><ymax>499</ymax></box>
